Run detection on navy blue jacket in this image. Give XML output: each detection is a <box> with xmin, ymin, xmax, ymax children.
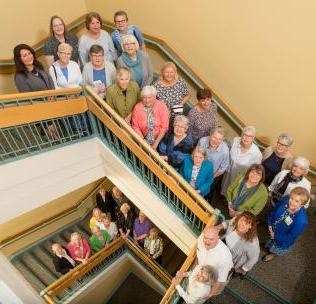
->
<box><xmin>180</xmin><ymin>156</ymin><xmax>214</xmax><ymax>197</ymax></box>
<box><xmin>268</xmin><ymin>195</ymin><xmax>308</xmax><ymax>249</ymax></box>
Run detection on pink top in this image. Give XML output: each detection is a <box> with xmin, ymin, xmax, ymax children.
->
<box><xmin>67</xmin><ymin>237</ymin><xmax>91</xmax><ymax>261</ymax></box>
<box><xmin>131</xmin><ymin>99</ymin><xmax>170</xmax><ymax>140</ymax></box>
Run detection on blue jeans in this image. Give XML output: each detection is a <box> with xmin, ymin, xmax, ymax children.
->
<box><xmin>265</xmin><ymin>238</ymin><xmax>288</xmax><ymax>256</ymax></box>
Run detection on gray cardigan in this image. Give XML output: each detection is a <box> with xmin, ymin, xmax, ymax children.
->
<box><xmin>15</xmin><ymin>69</ymin><xmax>55</xmax><ymax>92</ymax></box>
<box><xmin>82</xmin><ymin>61</ymin><xmax>116</xmax><ymax>98</ymax></box>
<box><xmin>116</xmin><ymin>50</ymin><xmax>153</xmax><ymax>88</ymax></box>
<box><xmin>222</xmin><ymin>219</ymin><xmax>260</xmax><ymax>271</ymax></box>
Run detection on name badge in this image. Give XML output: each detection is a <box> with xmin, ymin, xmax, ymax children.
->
<box><xmin>284</xmin><ymin>216</ymin><xmax>293</xmax><ymax>226</ymax></box>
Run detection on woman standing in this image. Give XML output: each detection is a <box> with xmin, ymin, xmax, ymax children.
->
<box><xmin>117</xmin><ymin>35</ymin><xmax>153</xmax><ymax>88</ymax></box>
<box><xmin>226</xmin><ymin>164</ymin><xmax>268</xmax><ymax>217</ymax></box>
<box><xmin>66</xmin><ymin>232</ymin><xmax>91</xmax><ymax>264</ymax></box>
<box><xmin>106</xmin><ymin>67</ymin><xmax>140</xmax><ymax>123</ymax></box>
<box><xmin>158</xmin><ymin>115</ymin><xmax>193</xmax><ymax>170</ymax></box>
<box><xmin>216</xmin><ymin>212</ymin><xmax>260</xmax><ymax>275</ymax></box>
<box><xmin>188</xmin><ymin>88</ymin><xmax>217</xmax><ymax>145</ymax></box>
<box><xmin>89</xmin><ymin>226</ymin><xmax>112</xmax><ymax>252</ymax></box>
<box><xmin>43</xmin><ymin>15</ymin><xmax>79</xmax><ymax>67</ymax></box>
<box><xmin>180</xmin><ymin>147</ymin><xmax>214</xmax><ymax>197</ymax></box>
<box><xmin>49</xmin><ymin>43</ymin><xmax>82</xmax><ymax>89</ymax></box>
<box><xmin>268</xmin><ymin>156</ymin><xmax>311</xmax><ymax>207</ymax></box>
<box><xmin>82</xmin><ymin>44</ymin><xmax>116</xmax><ymax>98</ymax></box>
<box><xmin>79</xmin><ymin>12</ymin><xmax>116</xmax><ymax>66</ymax></box>
<box><xmin>153</xmin><ymin>61</ymin><xmax>190</xmax><ymax>118</ymax></box>
<box><xmin>221</xmin><ymin>126</ymin><xmax>262</xmax><ymax>195</ymax></box>
<box><xmin>132</xmin><ymin>86</ymin><xmax>169</xmax><ymax>150</ymax></box>
<box><xmin>14</xmin><ymin>44</ymin><xmax>54</xmax><ymax>92</ymax></box>
<box><xmin>133</xmin><ymin>211</ymin><xmax>151</xmax><ymax>248</ymax></box>
<box><xmin>144</xmin><ymin>227</ymin><xmax>164</xmax><ymax>264</ymax></box>
<box><xmin>117</xmin><ymin>203</ymin><xmax>134</xmax><ymax>239</ymax></box>
<box><xmin>263</xmin><ymin>187</ymin><xmax>309</xmax><ymax>262</ymax></box>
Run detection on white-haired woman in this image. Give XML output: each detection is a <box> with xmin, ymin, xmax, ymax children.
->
<box><xmin>153</xmin><ymin>61</ymin><xmax>190</xmax><ymax>117</ymax></box>
<box><xmin>221</xmin><ymin>126</ymin><xmax>262</xmax><ymax>195</ymax></box>
<box><xmin>269</xmin><ymin>156</ymin><xmax>311</xmax><ymax>207</ymax></box>
<box><xmin>49</xmin><ymin>42</ymin><xmax>82</xmax><ymax>89</ymax></box>
<box><xmin>262</xmin><ymin>133</ymin><xmax>294</xmax><ymax>185</ymax></box>
<box><xmin>132</xmin><ymin>85</ymin><xmax>170</xmax><ymax>150</ymax></box>
<box><xmin>106</xmin><ymin>67</ymin><xmax>140</xmax><ymax>124</ymax></box>
<box><xmin>66</xmin><ymin>232</ymin><xmax>91</xmax><ymax>264</ymax></box>
<box><xmin>158</xmin><ymin>115</ymin><xmax>194</xmax><ymax>170</ymax></box>
<box><xmin>117</xmin><ymin>34</ymin><xmax>153</xmax><ymax>88</ymax></box>
<box><xmin>180</xmin><ymin>146</ymin><xmax>214</xmax><ymax>197</ymax></box>
<box><xmin>82</xmin><ymin>44</ymin><xmax>116</xmax><ymax>98</ymax></box>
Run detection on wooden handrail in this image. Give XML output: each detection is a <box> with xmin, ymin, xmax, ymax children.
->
<box><xmin>42</xmin><ymin>237</ymin><xmax>125</xmax><ymax>297</ymax></box>
<box><xmin>160</xmin><ymin>214</ymin><xmax>217</xmax><ymax>304</ymax></box>
<box><xmin>86</xmin><ymin>86</ymin><xmax>215</xmax><ymax>219</ymax></box>
<box><xmin>0</xmin><ymin>178</ymin><xmax>106</xmax><ymax>247</ymax></box>
<box><xmin>125</xmin><ymin>237</ymin><xmax>172</xmax><ymax>286</ymax></box>
<box><xmin>0</xmin><ymin>87</ymin><xmax>82</xmax><ymax>102</ymax></box>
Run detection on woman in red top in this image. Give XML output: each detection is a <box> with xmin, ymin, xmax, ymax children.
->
<box><xmin>67</xmin><ymin>232</ymin><xmax>91</xmax><ymax>264</ymax></box>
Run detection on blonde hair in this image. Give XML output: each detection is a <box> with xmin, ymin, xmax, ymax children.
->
<box><xmin>57</xmin><ymin>42</ymin><xmax>72</xmax><ymax>54</ymax></box>
<box><xmin>120</xmin><ymin>202</ymin><xmax>131</xmax><ymax>213</ymax></box>
<box><xmin>70</xmin><ymin>232</ymin><xmax>81</xmax><ymax>243</ymax></box>
<box><xmin>290</xmin><ymin>187</ymin><xmax>310</xmax><ymax>206</ymax></box>
<box><xmin>161</xmin><ymin>61</ymin><xmax>178</xmax><ymax>81</ymax></box>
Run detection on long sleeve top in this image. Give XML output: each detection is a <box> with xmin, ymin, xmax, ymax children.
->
<box><xmin>15</xmin><ymin>69</ymin><xmax>55</xmax><ymax>92</ymax></box>
<box><xmin>268</xmin><ymin>195</ymin><xmax>308</xmax><ymax>249</ymax></box>
<box><xmin>66</xmin><ymin>238</ymin><xmax>91</xmax><ymax>261</ymax></box>
<box><xmin>79</xmin><ymin>30</ymin><xmax>117</xmax><ymax>66</ymax></box>
<box><xmin>117</xmin><ymin>212</ymin><xmax>134</xmax><ymax>234</ymax></box>
<box><xmin>175</xmin><ymin>266</ymin><xmax>211</xmax><ymax>304</ymax></box>
<box><xmin>222</xmin><ymin>219</ymin><xmax>260</xmax><ymax>271</ymax></box>
<box><xmin>52</xmin><ymin>248</ymin><xmax>76</xmax><ymax>274</ymax></box>
<box><xmin>131</xmin><ymin>99</ymin><xmax>170</xmax><ymax>140</ymax></box>
<box><xmin>226</xmin><ymin>175</ymin><xmax>268</xmax><ymax>215</ymax></box>
<box><xmin>106</xmin><ymin>81</ymin><xmax>140</xmax><ymax>118</ymax></box>
<box><xmin>158</xmin><ymin>131</ymin><xmax>194</xmax><ymax>169</ymax></box>
<box><xmin>89</xmin><ymin>230</ymin><xmax>112</xmax><ymax>252</ymax></box>
<box><xmin>180</xmin><ymin>156</ymin><xmax>214</xmax><ymax>197</ymax></box>
<box><xmin>144</xmin><ymin>236</ymin><xmax>163</xmax><ymax>259</ymax></box>
<box><xmin>49</xmin><ymin>60</ymin><xmax>82</xmax><ymax>89</ymax></box>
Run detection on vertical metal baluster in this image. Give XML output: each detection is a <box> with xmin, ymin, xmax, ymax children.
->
<box><xmin>20</xmin><ymin>125</ymin><xmax>36</xmax><ymax>152</ymax></box>
<box><xmin>55</xmin><ymin>119</ymin><xmax>65</xmax><ymax>142</ymax></box>
<box><xmin>27</xmin><ymin>124</ymin><xmax>41</xmax><ymax>150</ymax></box>
<box><xmin>33</xmin><ymin>123</ymin><xmax>45</xmax><ymax>148</ymax></box>
<box><xmin>15</xmin><ymin>126</ymin><xmax>31</xmax><ymax>154</ymax></box>
<box><xmin>39</xmin><ymin>121</ymin><xmax>53</xmax><ymax>147</ymax></box>
<box><xmin>6</xmin><ymin>129</ymin><xmax>22</xmax><ymax>156</ymax></box>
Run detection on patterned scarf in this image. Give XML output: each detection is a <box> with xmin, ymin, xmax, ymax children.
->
<box><xmin>232</xmin><ymin>179</ymin><xmax>260</xmax><ymax>209</ymax></box>
<box><xmin>144</xmin><ymin>106</ymin><xmax>155</xmax><ymax>144</ymax></box>
<box><xmin>272</xmin><ymin>172</ymin><xmax>303</xmax><ymax>202</ymax></box>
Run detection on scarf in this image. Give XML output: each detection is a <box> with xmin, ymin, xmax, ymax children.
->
<box><xmin>73</xmin><ymin>238</ymin><xmax>84</xmax><ymax>259</ymax></box>
<box><xmin>232</xmin><ymin>179</ymin><xmax>260</xmax><ymax>209</ymax></box>
<box><xmin>272</xmin><ymin>172</ymin><xmax>303</xmax><ymax>202</ymax></box>
<box><xmin>144</xmin><ymin>106</ymin><xmax>155</xmax><ymax>144</ymax></box>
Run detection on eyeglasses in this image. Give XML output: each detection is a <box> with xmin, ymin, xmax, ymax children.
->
<box><xmin>277</xmin><ymin>141</ymin><xmax>289</xmax><ymax>147</ymax></box>
<box><xmin>115</xmin><ymin>19</ymin><xmax>127</xmax><ymax>24</ymax></box>
<box><xmin>123</xmin><ymin>42</ymin><xmax>136</xmax><ymax>46</ymax></box>
<box><xmin>59</xmin><ymin>52</ymin><xmax>72</xmax><ymax>56</ymax></box>
<box><xmin>91</xmin><ymin>54</ymin><xmax>104</xmax><ymax>58</ymax></box>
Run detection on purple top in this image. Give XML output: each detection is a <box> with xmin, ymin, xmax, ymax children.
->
<box><xmin>133</xmin><ymin>218</ymin><xmax>151</xmax><ymax>243</ymax></box>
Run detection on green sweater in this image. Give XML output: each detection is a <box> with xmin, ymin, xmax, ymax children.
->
<box><xmin>89</xmin><ymin>230</ymin><xmax>112</xmax><ymax>252</ymax></box>
<box><xmin>226</xmin><ymin>175</ymin><xmax>268</xmax><ymax>215</ymax></box>
<box><xmin>105</xmin><ymin>81</ymin><xmax>140</xmax><ymax>118</ymax></box>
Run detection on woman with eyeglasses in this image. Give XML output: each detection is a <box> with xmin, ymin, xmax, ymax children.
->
<box><xmin>111</xmin><ymin>10</ymin><xmax>146</xmax><ymax>57</ymax></box>
<box><xmin>14</xmin><ymin>44</ymin><xmax>54</xmax><ymax>92</ymax></box>
<box><xmin>221</xmin><ymin>126</ymin><xmax>262</xmax><ymax>195</ymax></box>
<box><xmin>117</xmin><ymin>34</ymin><xmax>153</xmax><ymax>88</ymax></box>
<box><xmin>268</xmin><ymin>156</ymin><xmax>311</xmax><ymax>207</ymax></box>
<box><xmin>262</xmin><ymin>133</ymin><xmax>294</xmax><ymax>185</ymax></box>
<box><xmin>82</xmin><ymin>44</ymin><xmax>116</xmax><ymax>98</ymax></box>
<box><xmin>79</xmin><ymin>12</ymin><xmax>117</xmax><ymax>66</ymax></box>
<box><xmin>43</xmin><ymin>15</ymin><xmax>79</xmax><ymax>68</ymax></box>
<box><xmin>49</xmin><ymin>43</ymin><xmax>82</xmax><ymax>89</ymax></box>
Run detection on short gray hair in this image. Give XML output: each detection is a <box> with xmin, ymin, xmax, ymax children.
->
<box><xmin>174</xmin><ymin>115</ymin><xmax>189</xmax><ymax>128</ymax></box>
<box><xmin>141</xmin><ymin>85</ymin><xmax>157</xmax><ymax>97</ymax></box>
<box><xmin>242</xmin><ymin>126</ymin><xmax>256</xmax><ymax>136</ymax></box>
<box><xmin>210</xmin><ymin>126</ymin><xmax>225</xmax><ymax>138</ymax></box>
<box><xmin>278</xmin><ymin>133</ymin><xmax>293</xmax><ymax>146</ymax></box>
<box><xmin>91</xmin><ymin>226</ymin><xmax>100</xmax><ymax>234</ymax></box>
<box><xmin>192</xmin><ymin>146</ymin><xmax>207</xmax><ymax>158</ymax></box>
<box><xmin>291</xmin><ymin>156</ymin><xmax>310</xmax><ymax>174</ymax></box>
<box><xmin>121</xmin><ymin>34</ymin><xmax>139</xmax><ymax>51</ymax></box>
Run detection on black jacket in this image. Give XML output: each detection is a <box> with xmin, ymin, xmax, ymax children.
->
<box><xmin>53</xmin><ymin>248</ymin><xmax>75</xmax><ymax>274</ymax></box>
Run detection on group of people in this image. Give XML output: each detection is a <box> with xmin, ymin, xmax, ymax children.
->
<box><xmin>13</xmin><ymin>9</ymin><xmax>313</xmax><ymax>303</ymax></box>
<box><xmin>52</xmin><ymin>186</ymin><xmax>164</xmax><ymax>275</ymax></box>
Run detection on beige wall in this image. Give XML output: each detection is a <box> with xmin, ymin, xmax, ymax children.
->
<box><xmin>86</xmin><ymin>0</ymin><xmax>316</xmax><ymax>163</ymax></box>
<box><xmin>0</xmin><ymin>0</ymin><xmax>86</xmax><ymax>58</ymax></box>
